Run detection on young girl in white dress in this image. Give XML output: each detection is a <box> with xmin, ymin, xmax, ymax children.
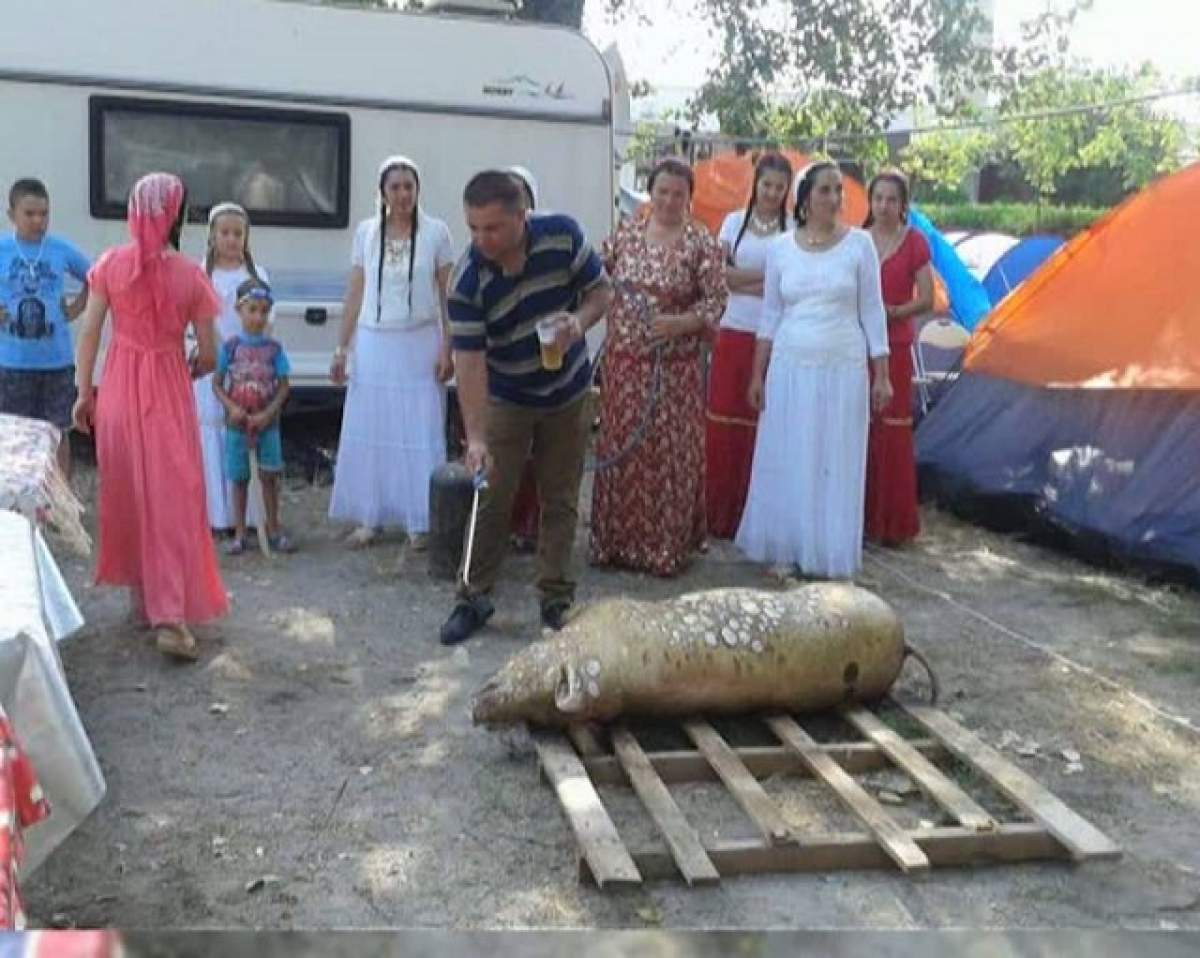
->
<box><xmin>328</xmin><ymin>155</ymin><xmax>454</xmax><ymax>548</ymax></box>
<box><xmin>736</xmin><ymin>162</ymin><xmax>891</xmax><ymax>579</ymax></box>
<box><xmin>195</xmin><ymin>203</ymin><xmax>269</xmax><ymax>532</ymax></box>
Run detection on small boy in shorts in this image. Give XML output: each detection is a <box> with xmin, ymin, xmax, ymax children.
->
<box><xmin>212</xmin><ymin>278</ymin><xmax>293</xmax><ymax>553</ymax></box>
<box><xmin>0</xmin><ymin>178</ymin><xmax>90</xmax><ymax>476</ymax></box>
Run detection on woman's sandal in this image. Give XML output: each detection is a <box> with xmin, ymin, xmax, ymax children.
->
<box><xmin>268</xmin><ymin>532</ymin><xmax>295</xmax><ymax>554</ymax></box>
<box><xmin>224</xmin><ymin>537</ymin><xmax>248</xmax><ymax>556</ymax></box>
<box><xmin>155</xmin><ymin>624</ymin><xmax>200</xmax><ymax>662</ymax></box>
<box><xmin>345</xmin><ymin>526</ymin><xmax>376</xmax><ymax>549</ymax></box>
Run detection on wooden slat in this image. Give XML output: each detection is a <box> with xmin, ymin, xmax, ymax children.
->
<box><xmin>583</xmin><ymin>739</ymin><xmax>946</xmax><ymax>787</ymax></box>
<box><xmin>623</xmin><ymin>823</ymin><xmax>1063</xmax><ymax>881</ymax></box>
<box><xmin>566</xmin><ymin>724</ymin><xmax>607</xmax><ymax>757</ymax></box>
<box><xmin>531</xmin><ymin>729</ymin><xmax>642</xmax><ymax>886</ymax></box>
<box><xmin>610</xmin><ymin>726</ymin><xmax>719</xmax><ymax>886</ymax></box>
<box><xmin>766</xmin><ymin>715</ymin><xmax>929</xmax><ymax>873</ymax></box>
<box><xmin>900</xmin><ymin>703</ymin><xmax>1121</xmax><ymax>862</ymax></box>
<box><xmin>840</xmin><ymin>705</ymin><xmax>996</xmax><ymax>831</ymax></box>
<box><xmin>682</xmin><ymin>719</ymin><xmax>793</xmax><ymax>844</ymax></box>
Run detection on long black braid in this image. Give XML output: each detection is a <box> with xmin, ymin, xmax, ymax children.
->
<box><xmin>375</xmin><ymin>162</ymin><xmax>420</xmax><ymax>324</ymax></box>
<box><xmin>730</xmin><ymin>152</ymin><xmax>793</xmax><ymax>263</ymax></box>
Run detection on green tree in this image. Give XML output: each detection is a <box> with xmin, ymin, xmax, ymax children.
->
<box><xmin>900</xmin><ymin>126</ymin><xmax>996</xmax><ymax>200</ymax></box>
<box><xmin>1000</xmin><ymin>63</ymin><xmax>1191</xmax><ymax>201</ymax></box>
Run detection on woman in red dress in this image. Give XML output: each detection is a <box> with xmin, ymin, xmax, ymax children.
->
<box><xmin>590</xmin><ymin>158</ymin><xmax>728</xmax><ymax>576</ymax></box>
<box><xmin>705</xmin><ymin>151</ymin><xmax>792</xmax><ymax>539</ymax></box>
<box><xmin>862</xmin><ymin>169</ymin><xmax>933</xmax><ymax>545</ymax></box>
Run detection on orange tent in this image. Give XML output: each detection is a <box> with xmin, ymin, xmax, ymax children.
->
<box><xmin>964</xmin><ymin>162</ymin><xmax>1200</xmax><ymax>389</ymax></box>
<box><xmin>918</xmin><ymin>161</ymin><xmax>1200</xmax><ymax>577</ymax></box>
<box><xmin>691</xmin><ymin>151</ymin><xmax>869</xmax><ymax>235</ymax></box>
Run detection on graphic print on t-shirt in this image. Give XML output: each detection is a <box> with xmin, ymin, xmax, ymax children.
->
<box><xmin>224</xmin><ymin>338</ymin><xmax>282</xmax><ymax>414</ymax></box>
<box><xmin>3</xmin><ymin>259</ymin><xmax>54</xmax><ymax>340</ymax></box>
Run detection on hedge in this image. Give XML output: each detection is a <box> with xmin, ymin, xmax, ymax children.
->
<box><xmin>916</xmin><ymin>202</ymin><xmax>1109</xmax><ymax>238</ymax></box>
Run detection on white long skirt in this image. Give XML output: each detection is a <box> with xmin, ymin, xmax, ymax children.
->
<box><xmin>328</xmin><ymin>323</ymin><xmax>446</xmax><ymax>533</ymax></box>
<box><xmin>194</xmin><ymin>374</ymin><xmax>262</xmax><ymax>530</ymax></box>
<box><xmin>735</xmin><ymin>352</ymin><xmax>869</xmax><ymax>579</ymax></box>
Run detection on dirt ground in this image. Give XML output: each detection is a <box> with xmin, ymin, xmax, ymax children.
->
<box><xmin>23</xmin><ymin>446</ymin><xmax>1200</xmax><ymax>931</ymax></box>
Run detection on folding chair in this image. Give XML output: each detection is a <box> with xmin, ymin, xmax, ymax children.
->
<box><xmin>912</xmin><ymin>318</ymin><xmax>971</xmax><ymax>415</ymax></box>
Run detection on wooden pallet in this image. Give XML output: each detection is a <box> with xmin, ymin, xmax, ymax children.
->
<box><xmin>530</xmin><ymin>700</ymin><xmax>1120</xmax><ymax>887</ymax></box>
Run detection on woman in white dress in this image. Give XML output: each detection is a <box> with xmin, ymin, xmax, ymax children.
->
<box><xmin>329</xmin><ymin>155</ymin><xmax>455</xmax><ymax>548</ymax></box>
<box><xmin>736</xmin><ymin>162</ymin><xmax>892</xmax><ymax>579</ymax></box>
<box><xmin>194</xmin><ymin>202</ymin><xmax>269</xmax><ymax>532</ymax></box>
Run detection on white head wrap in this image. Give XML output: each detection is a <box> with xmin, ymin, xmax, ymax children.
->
<box><xmin>377</xmin><ymin>155</ymin><xmax>422</xmax><ymax>214</ymax></box>
<box><xmin>507</xmin><ymin>165</ymin><xmax>540</xmax><ymax>210</ymax></box>
<box><xmin>378</xmin><ymin>154</ymin><xmax>421</xmax><ymax>180</ymax></box>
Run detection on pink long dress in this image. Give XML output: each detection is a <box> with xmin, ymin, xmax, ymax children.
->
<box><xmin>89</xmin><ymin>231</ymin><xmax>227</xmax><ymax>625</ymax></box>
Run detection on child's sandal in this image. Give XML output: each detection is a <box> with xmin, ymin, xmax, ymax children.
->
<box><xmin>268</xmin><ymin>532</ymin><xmax>295</xmax><ymax>554</ymax></box>
<box><xmin>224</xmin><ymin>537</ymin><xmax>247</xmax><ymax>556</ymax></box>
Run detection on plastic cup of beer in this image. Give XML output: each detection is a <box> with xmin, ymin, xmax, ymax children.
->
<box><xmin>537</xmin><ymin>317</ymin><xmax>563</xmax><ymax>371</ymax></box>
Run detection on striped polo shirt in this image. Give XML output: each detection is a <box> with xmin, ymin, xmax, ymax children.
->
<box><xmin>449</xmin><ymin>213</ymin><xmax>606</xmax><ymax>409</ymax></box>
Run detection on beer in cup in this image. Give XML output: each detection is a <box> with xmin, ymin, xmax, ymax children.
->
<box><xmin>537</xmin><ymin>317</ymin><xmax>563</xmax><ymax>371</ymax></box>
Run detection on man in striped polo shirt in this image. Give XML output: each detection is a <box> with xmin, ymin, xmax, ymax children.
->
<box><xmin>440</xmin><ymin>170</ymin><xmax>613</xmax><ymax>645</ymax></box>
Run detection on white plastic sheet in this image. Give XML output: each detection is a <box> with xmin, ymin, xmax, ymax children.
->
<box><xmin>0</xmin><ymin>511</ymin><xmax>105</xmax><ymax>873</ymax></box>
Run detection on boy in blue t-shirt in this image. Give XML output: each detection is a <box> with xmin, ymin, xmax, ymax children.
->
<box><xmin>0</xmin><ymin>178</ymin><xmax>90</xmax><ymax>475</ymax></box>
<box><xmin>212</xmin><ymin>278</ymin><xmax>293</xmax><ymax>554</ymax></box>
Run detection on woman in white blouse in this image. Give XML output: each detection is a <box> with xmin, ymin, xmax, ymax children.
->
<box><xmin>736</xmin><ymin>161</ymin><xmax>891</xmax><ymax>579</ymax></box>
<box><xmin>329</xmin><ymin>155</ymin><xmax>455</xmax><ymax>549</ymax></box>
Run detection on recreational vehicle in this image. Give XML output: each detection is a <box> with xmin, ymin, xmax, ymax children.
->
<box><xmin>0</xmin><ymin>0</ymin><xmax>620</xmax><ymax>390</ymax></box>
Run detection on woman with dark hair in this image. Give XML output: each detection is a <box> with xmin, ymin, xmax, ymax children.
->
<box><xmin>706</xmin><ymin>151</ymin><xmax>793</xmax><ymax>538</ymax></box>
<box><xmin>329</xmin><ymin>155</ymin><xmax>455</xmax><ymax>550</ymax></box>
<box><xmin>590</xmin><ymin>157</ymin><xmax>728</xmax><ymax>576</ymax></box>
<box><xmin>862</xmin><ymin>168</ymin><xmax>933</xmax><ymax>545</ymax></box>
<box><xmin>72</xmin><ymin>172</ymin><xmax>226</xmax><ymax>660</ymax></box>
<box><xmin>736</xmin><ymin>162</ymin><xmax>890</xmax><ymax>579</ymax></box>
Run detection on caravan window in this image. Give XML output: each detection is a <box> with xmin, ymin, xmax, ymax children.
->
<box><xmin>89</xmin><ymin>96</ymin><xmax>350</xmax><ymax>228</ymax></box>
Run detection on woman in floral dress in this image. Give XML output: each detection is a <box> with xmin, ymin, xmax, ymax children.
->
<box><xmin>589</xmin><ymin>158</ymin><xmax>728</xmax><ymax>576</ymax></box>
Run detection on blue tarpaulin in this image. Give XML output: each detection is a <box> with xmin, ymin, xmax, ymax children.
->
<box><xmin>909</xmin><ymin>205</ymin><xmax>992</xmax><ymax>330</ymax></box>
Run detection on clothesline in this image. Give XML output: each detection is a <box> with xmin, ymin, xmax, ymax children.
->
<box><xmin>615</xmin><ymin>84</ymin><xmax>1200</xmax><ymax>149</ymax></box>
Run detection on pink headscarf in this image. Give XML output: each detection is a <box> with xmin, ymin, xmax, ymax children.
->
<box><xmin>114</xmin><ymin>172</ymin><xmax>186</xmax><ymax>317</ymax></box>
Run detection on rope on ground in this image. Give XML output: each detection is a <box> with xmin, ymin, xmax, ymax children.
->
<box><xmin>863</xmin><ymin>546</ymin><xmax>1200</xmax><ymax>740</ymax></box>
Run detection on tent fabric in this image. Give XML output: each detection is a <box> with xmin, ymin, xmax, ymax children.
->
<box><xmin>954</xmin><ymin>232</ymin><xmax>1019</xmax><ymax>281</ymax></box>
<box><xmin>908</xmin><ymin>206</ymin><xmax>992</xmax><ymax>331</ymax></box>
<box><xmin>917</xmin><ymin>373</ymin><xmax>1200</xmax><ymax>574</ymax></box>
<box><xmin>982</xmin><ymin>234</ymin><xmax>1065</xmax><ymax>306</ymax></box>
<box><xmin>964</xmin><ymin>162</ymin><xmax>1200</xmax><ymax>389</ymax></box>
<box><xmin>690</xmin><ymin>151</ymin><xmax>868</xmax><ymax>235</ymax></box>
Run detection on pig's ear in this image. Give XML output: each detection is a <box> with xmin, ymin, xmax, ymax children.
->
<box><xmin>553</xmin><ymin>661</ymin><xmax>586</xmax><ymax>714</ymax></box>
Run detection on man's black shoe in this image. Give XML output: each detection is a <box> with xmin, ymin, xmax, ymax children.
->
<box><xmin>540</xmin><ymin>599</ymin><xmax>572</xmax><ymax>632</ymax></box>
<box><xmin>440</xmin><ymin>596</ymin><xmax>494</xmax><ymax>646</ymax></box>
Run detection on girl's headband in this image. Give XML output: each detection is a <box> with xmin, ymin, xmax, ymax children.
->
<box><xmin>208</xmin><ymin>201</ymin><xmax>249</xmax><ymax>225</ymax></box>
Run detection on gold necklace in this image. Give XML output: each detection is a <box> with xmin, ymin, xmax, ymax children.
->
<box><xmin>803</xmin><ymin>226</ymin><xmax>836</xmax><ymax>247</ymax></box>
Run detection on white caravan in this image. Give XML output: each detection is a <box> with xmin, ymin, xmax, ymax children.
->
<box><xmin>0</xmin><ymin>0</ymin><xmax>619</xmax><ymax>390</ymax></box>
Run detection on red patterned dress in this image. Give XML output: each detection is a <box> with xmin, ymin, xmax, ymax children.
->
<box><xmin>865</xmin><ymin>227</ymin><xmax>931</xmax><ymax>545</ymax></box>
<box><xmin>0</xmin><ymin>710</ymin><xmax>51</xmax><ymax>929</ymax></box>
<box><xmin>590</xmin><ymin>217</ymin><xmax>728</xmax><ymax>576</ymax></box>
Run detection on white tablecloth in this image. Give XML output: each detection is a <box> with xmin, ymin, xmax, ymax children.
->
<box><xmin>0</xmin><ymin>511</ymin><xmax>105</xmax><ymax>873</ymax></box>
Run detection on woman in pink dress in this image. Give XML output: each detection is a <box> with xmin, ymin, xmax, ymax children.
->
<box><xmin>72</xmin><ymin>173</ymin><xmax>227</xmax><ymax>661</ymax></box>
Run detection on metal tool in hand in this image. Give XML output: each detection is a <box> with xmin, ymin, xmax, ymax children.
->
<box><xmin>461</xmin><ymin>467</ymin><xmax>489</xmax><ymax>590</ymax></box>
<box><xmin>586</xmin><ymin>281</ymin><xmax>665</xmax><ymax>473</ymax></box>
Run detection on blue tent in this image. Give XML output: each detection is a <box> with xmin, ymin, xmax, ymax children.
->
<box><xmin>908</xmin><ymin>206</ymin><xmax>992</xmax><ymax>331</ymax></box>
<box><xmin>982</xmin><ymin>234</ymin><xmax>1065</xmax><ymax>306</ymax></box>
